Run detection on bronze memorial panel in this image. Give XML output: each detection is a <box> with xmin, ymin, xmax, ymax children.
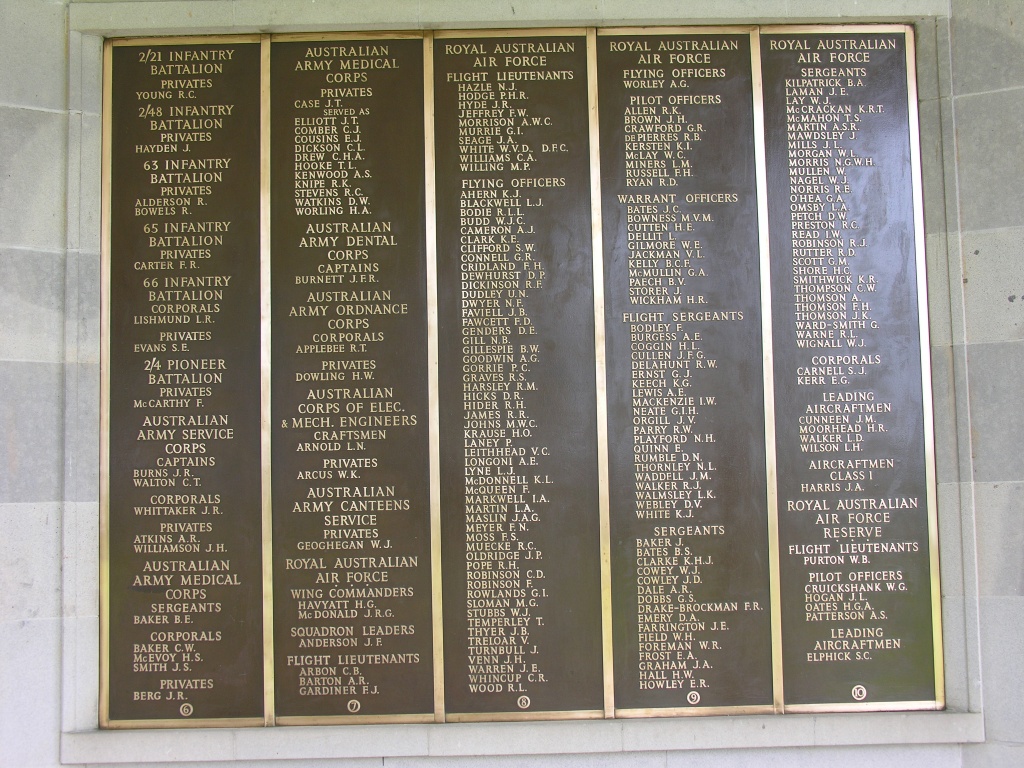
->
<box><xmin>598</xmin><ymin>30</ymin><xmax>774</xmax><ymax>714</ymax></box>
<box><xmin>761</xmin><ymin>29</ymin><xmax>940</xmax><ymax>709</ymax></box>
<box><xmin>433</xmin><ymin>32</ymin><xmax>605</xmax><ymax>720</ymax></box>
<box><xmin>103</xmin><ymin>39</ymin><xmax>265</xmax><ymax>725</ymax></box>
<box><xmin>101</xmin><ymin>26</ymin><xmax>941</xmax><ymax>726</ymax></box>
<box><xmin>269</xmin><ymin>36</ymin><xmax>434</xmax><ymax>722</ymax></box>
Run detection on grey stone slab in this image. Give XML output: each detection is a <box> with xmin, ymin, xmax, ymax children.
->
<box><xmin>235</xmin><ymin>0</ymin><xmax>592</xmax><ymax>30</ymax></box>
<box><xmin>664</xmin><ymin>744</ymin><xmax>959</xmax><ymax>768</ymax></box>
<box><xmin>977</xmin><ymin>596</ymin><xmax>1024</xmax><ymax>741</ymax></box>
<box><xmin>70</xmin><ymin>0</ymin><xmax>236</xmax><ymax>36</ymax></box>
<box><xmin>953</xmin><ymin>88</ymin><xmax>1024</xmax><ymax>233</ymax></box>
<box><xmin>65</xmin><ymin>249</ymin><xmax>101</xmax><ymax>366</ymax></box>
<box><xmin>0</xmin><ymin>502</ymin><xmax>62</xmax><ymax>621</ymax></box>
<box><xmin>236</xmin><ymin>723</ymin><xmax>429</xmax><ymax>760</ymax></box>
<box><xmin>65</xmin><ymin>361</ymin><xmax>99</xmax><ymax>503</ymax></box>
<box><xmin>950</xmin><ymin>343</ymin><xmax>973</xmax><ymax>480</ymax></box>
<box><xmin>964</xmin><ymin>741</ymin><xmax>1024</xmax><ymax>768</ymax></box>
<box><xmin>391</xmin><ymin>753</ymin><xmax>663</xmax><ymax>768</ymax></box>
<box><xmin>936</xmin><ymin>96</ymin><xmax>960</xmax><ymax>244</ymax></box>
<box><xmin>65</xmin><ymin>112</ymin><xmax>83</xmax><ymax>254</ymax></box>
<box><xmin>429</xmin><ymin>0</ymin><xmax>598</xmax><ymax>27</ymax></box>
<box><xmin>58</xmin><ymin>712</ymin><xmax>989</xmax><ymax>765</ymax></box>
<box><xmin>973</xmin><ymin>481</ymin><xmax>1024</xmax><ymax>597</ymax></box>
<box><xmin>965</xmin><ymin>340</ymin><xmax>1024</xmax><ymax>482</ymax></box>
<box><xmin>61</xmin><ymin>614</ymin><xmax>99</xmax><ymax>732</ymax></box>
<box><xmin>0</xmin><ymin>0</ymin><xmax>67</xmax><ymax>111</ymax></box>
<box><xmin>69</xmin><ymin>31</ymin><xmax>104</xmax><ymax>116</ymax></box>
<box><xmin>959</xmin><ymin>486</ymin><xmax>984</xmax><ymax>712</ymax></box>
<box><xmin>243</xmin><ymin>761</ymin><xmax>379</xmax><ymax>768</ymax></box>
<box><xmin>930</xmin><ymin>345</ymin><xmax>960</xmax><ymax>485</ymax></box>
<box><xmin>926</xmin><ymin>233</ymin><xmax>952</xmax><ymax>347</ymax></box>
<box><xmin>77</xmin><ymin>111</ymin><xmax>102</xmax><ymax>254</ymax></box>
<box><xmin>76</xmin><ymin>762</ymin><xmax>378</xmax><ymax>768</ymax></box>
<box><xmin>621</xmin><ymin>714</ymin><xmax>813</xmax><ymax>752</ymax></box>
<box><xmin>596</xmin><ymin>0</ymin><xmax>783</xmax><ymax>24</ymax></box>
<box><xmin>0</xmin><ymin>617</ymin><xmax>61</xmax><ymax>768</ymax></box>
<box><xmin>919</xmin><ymin>98</ymin><xmax>949</xmax><ymax>237</ymax></box>
<box><xmin>810</xmin><ymin>711</ymin><xmax>983</xmax><ymax>745</ymax></box>
<box><xmin>962</xmin><ymin>226</ymin><xmax>1024</xmax><ymax>344</ymax></box>
<box><xmin>428</xmin><ymin>719</ymin><xmax>622</xmax><ymax>757</ymax></box>
<box><xmin>951</xmin><ymin>0</ymin><xmax>1024</xmax><ymax>96</ymax></box>
<box><xmin>62</xmin><ymin>501</ymin><xmax>98</xmax><ymax>618</ymax></box>
<box><xmin>914</xmin><ymin>17</ymin><xmax>940</xmax><ymax>104</ymax></box>
<box><xmin>955</xmin><ymin>480</ymin><xmax>980</xmax><ymax>601</ymax></box>
<box><xmin>68</xmin><ymin>31</ymin><xmax>84</xmax><ymax>114</ymax></box>
<box><xmin>60</xmin><ymin>727</ymin><xmax>237</xmax><ymax>765</ymax></box>
<box><xmin>669</xmin><ymin>746</ymin><xmax>796</xmax><ymax>768</ymax></box>
<box><xmin>65</xmin><ymin>110</ymin><xmax>101</xmax><ymax>255</ymax></box>
<box><xmin>778</xmin><ymin>0</ymin><xmax>945</xmax><ymax>20</ymax></box>
<box><xmin>80</xmin><ymin>757</ymin><xmax>653</xmax><ymax>768</ymax></box>
<box><xmin>70</xmin><ymin>0</ymin><xmax>953</xmax><ymax>34</ymax></box>
<box><xmin>936</xmin><ymin>17</ymin><xmax>952</xmax><ymax>101</ymax></box>
<box><xmin>944</xmin><ymin>228</ymin><xmax>967</xmax><ymax>350</ymax></box>
<box><xmin>0</xmin><ymin>248</ymin><xmax>65</xmax><ymax>363</ymax></box>
<box><xmin>941</xmin><ymin>594</ymin><xmax>970</xmax><ymax>712</ymax></box>
<box><xmin>0</xmin><ymin>361</ymin><xmax>63</xmax><ymax>503</ymax></box>
<box><xmin>0</xmin><ymin>106</ymin><xmax>68</xmax><ymax>253</ymax></box>
<box><xmin>937</xmin><ymin>482</ymin><xmax>964</xmax><ymax>597</ymax></box>
<box><xmin>83</xmin><ymin>762</ymin><xmax>378</xmax><ymax>768</ymax></box>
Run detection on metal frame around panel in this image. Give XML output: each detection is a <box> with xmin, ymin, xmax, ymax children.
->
<box><xmin>99</xmin><ymin>24</ymin><xmax>942</xmax><ymax>728</ymax></box>
<box><xmin>100</xmin><ymin>35</ymin><xmax>267</xmax><ymax>730</ymax></box>
<box><xmin>758</xmin><ymin>23</ymin><xmax>944</xmax><ymax>715</ymax></box>
<box><xmin>585</xmin><ymin>26</ymin><xmax>616</xmax><ymax>720</ymax></box>
<box><xmin>259</xmin><ymin>33</ymin><xmax>275</xmax><ymax>727</ymax></box>
<box><xmin>99</xmin><ymin>37</ymin><xmax>113</xmax><ymax>730</ymax></box>
<box><xmin>749</xmin><ymin>29</ymin><xmax>786</xmax><ymax>715</ymax></box>
<box><xmin>423</xmin><ymin>30</ymin><xmax>446</xmax><ymax>724</ymax></box>
<box><xmin>902</xmin><ymin>24</ymin><xmax>946</xmax><ymax>712</ymax></box>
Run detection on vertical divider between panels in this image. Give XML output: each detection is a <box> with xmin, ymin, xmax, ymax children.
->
<box><xmin>749</xmin><ymin>27</ymin><xmax>786</xmax><ymax>714</ymax></box>
<box><xmin>260</xmin><ymin>32</ymin><xmax>276</xmax><ymax>727</ymax></box>
<box><xmin>99</xmin><ymin>38</ymin><xmax>114</xmax><ymax>729</ymax></box>
<box><xmin>424</xmin><ymin>30</ymin><xmax>447</xmax><ymax>724</ymax></box>
<box><xmin>586</xmin><ymin>26</ymin><xmax>616</xmax><ymax>719</ymax></box>
<box><xmin>902</xmin><ymin>25</ymin><xmax>945</xmax><ymax>709</ymax></box>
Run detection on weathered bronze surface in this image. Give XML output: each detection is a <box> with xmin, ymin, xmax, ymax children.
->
<box><xmin>434</xmin><ymin>32</ymin><xmax>605</xmax><ymax>719</ymax></box>
<box><xmin>762</xmin><ymin>30</ymin><xmax>940</xmax><ymax>709</ymax></box>
<box><xmin>104</xmin><ymin>39</ymin><xmax>265</xmax><ymax>725</ymax></box>
<box><xmin>269</xmin><ymin>36</ymin><xmax>435</xmax><ymax>721</ymax></box>
<box><xmin>598</xmin><ymin>30</ymin><xmax>775</xmax><ymax>714</ymax></box>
